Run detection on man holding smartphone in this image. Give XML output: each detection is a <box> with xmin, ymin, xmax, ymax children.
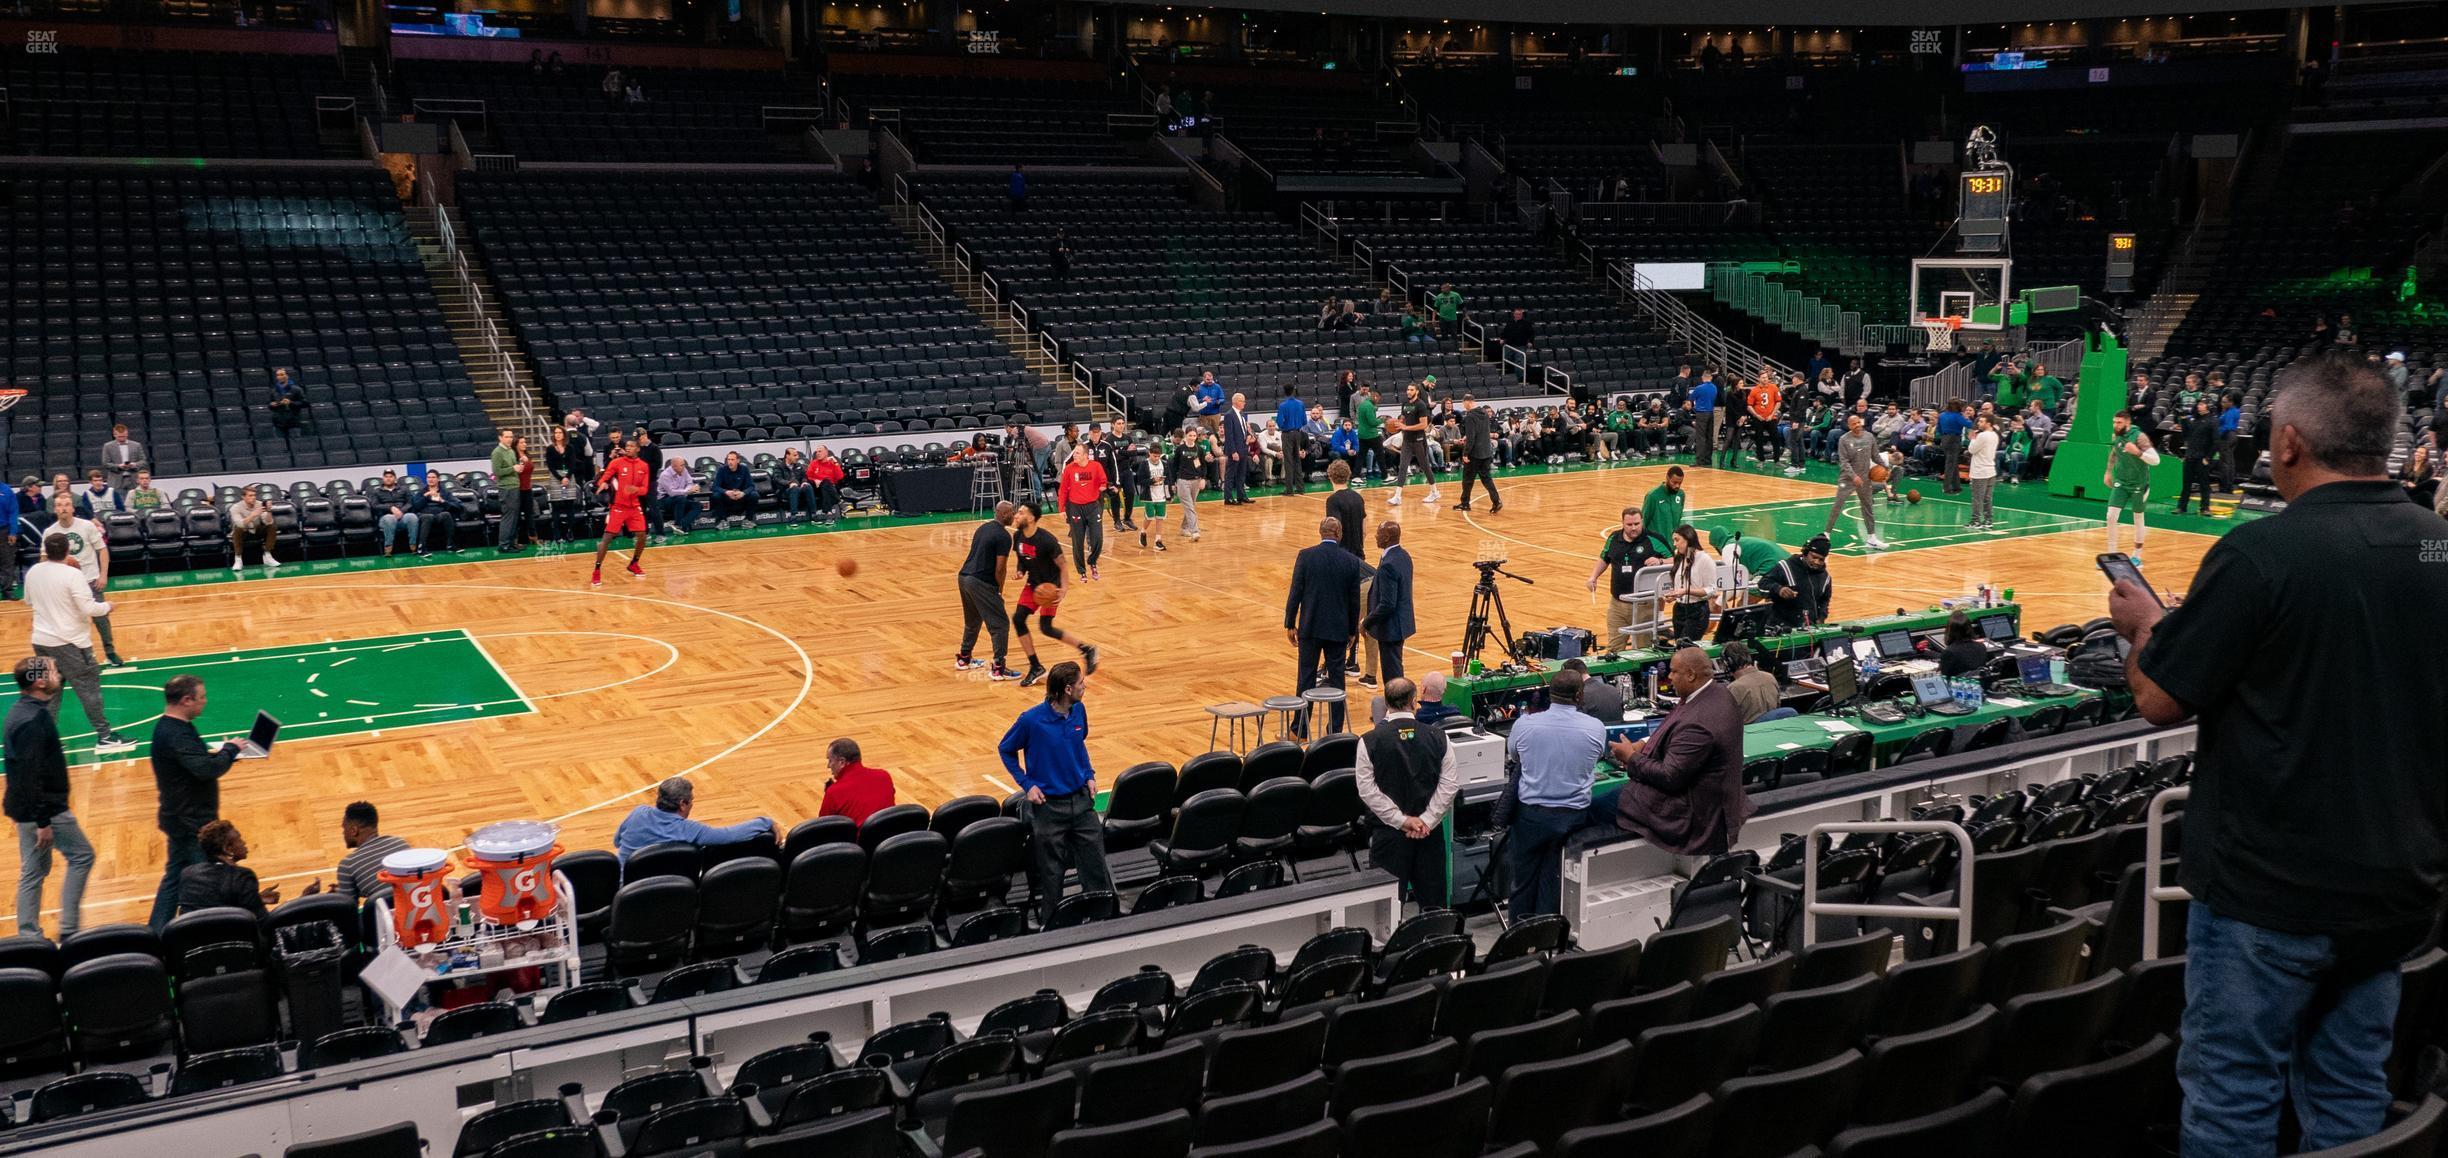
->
<box><xmin>2109</xmin><ymin>359</ymin><xmax>2448</xmax><ymax>1155</ymax></box>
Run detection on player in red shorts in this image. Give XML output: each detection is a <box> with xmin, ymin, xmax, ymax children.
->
<box><xmin>1008</xmin><ymin>502</ymin><xmax>1099</xmax><ymax>686</ymax></box>
<box><xmin>590</xmin><ymin>439</ymin><xmax>651</xmax><ymax>587</ymax></box>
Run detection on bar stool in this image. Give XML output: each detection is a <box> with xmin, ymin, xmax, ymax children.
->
<box><xmin>1300</xmin><ymin>686</ymin><xmax>1349</xmax><ymax>737</ymax></box>
<box><xmin>1260</xmin><ymin>695</ymin><xmax>1307</xmax><ymax>742</ymax></box>
<box><xmin>1205</xmin><ymin>702</ymin><xmax>1264</xmax><ymax>753</ymax></box>
<box><xmin>969</xmin><ymin>454</ymin><xmax>1003</xmax><ymax>513</ymax></box>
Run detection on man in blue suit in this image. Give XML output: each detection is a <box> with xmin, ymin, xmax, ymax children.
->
<box><xmin>1284</xmin><ymin>516</ymin><xmax>1374</xmax><ymax>735</ymax></box>
<box><xmin>1362</xmin><ymin>520</ymin><xmax>1414</xmax><ymax>683</ymax></box>
<box><xmin>1220</xmin><ymin>392</ymin><xmax>1253</xmax><ymax>504</ymax></box>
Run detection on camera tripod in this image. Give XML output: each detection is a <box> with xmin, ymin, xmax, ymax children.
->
<box><xmin>1462</xmin><ymin>561</ymin><xmax>1534</xmax><ymax>669</ymax></box>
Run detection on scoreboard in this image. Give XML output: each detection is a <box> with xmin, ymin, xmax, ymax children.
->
<box><xmin>1959</xmin><ymin>170</ymin><xmax>2010</xmax><ymax>252</ymax></box>
<box><xmin>2106</xmin><ymin>232</ymin><xmax>2137</xmax><ymax>293</ymax></box>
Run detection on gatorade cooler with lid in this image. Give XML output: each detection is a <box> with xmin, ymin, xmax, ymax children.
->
<box><xmin>377</xmin><ymin>847</ymin><xmax>455</xmax><ymax>948</ymax></box>
<box><xmin>464</xmin><ymin>820</ymin><xmax>564</xmax><ymax>928</ymax></box>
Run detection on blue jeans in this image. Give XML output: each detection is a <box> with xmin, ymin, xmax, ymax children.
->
<box><xmin>2180</xmin><ymin>903</ymin><xmax>2403</xmax><ymax>1155</ymax></box>
<box><xmin>782</xmin><ymin>481</ymin><xmax>818</xmax><ymax>519</ymax></box>
<box><xmin>1507</xmin><ymin>803</ymin><xmax>1587</xmax><ymax>920</ymax></box>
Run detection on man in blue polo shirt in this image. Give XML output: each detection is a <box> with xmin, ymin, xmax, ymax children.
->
<box><xmin>1503</xmin><ymin>669</ymin><xmax>1607</xmax><ymax>919</ymax></box>
<box><xmin>1275</xmin><ymin>387</ymin><xmax>1311</xmax><ymax>495</ymax></box>
<box><xmin>1934</xmin><ymin>399</ymin><xmax>1971</xmax><ymax>495</ymax></box>
<box><xmin>1689</xmin><ymin>370</ymin><xmax>1719</xmax><ymax>467</ymax></box>
<box><xmin>999</xmin><ymin>661</ymin><xmax>1112</xmax><ymax>925</ymax></box>
<box><xmin>1193</xmin><ymin>371</ymin><xmax>1226</xmax><ymax>436</ymax></box>
<box><xmin>2217</xmin><ymin>391</ymin><xmax>2243</xmax><ymax>492</ymax></box>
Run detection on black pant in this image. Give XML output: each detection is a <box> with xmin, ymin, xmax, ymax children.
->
<box><xmin>1024</xmin><ymin>788</ymin><xmax>1112</xmax><ymax>927</ymax></box>
<box><xmin>1294</xmin><ymin>635</ymin><xmax>1348</xmax><ymax>736</ymax></box>
<box><xmin>1105</xmin><ymin>482</ymin><xmax>1128</xmax><ymax>526</ymax></box>
<box><xmin>1282</xmin><ymin>430</ymin><xmax>1307</xmax><ymax>493</ymax></box>
<box><xmin>1672</xmin><ymin>599</ymin><xmax>1711</xmax><ymax>644</ymax></box>
<box><xmin>1938</xmin><ymin>434</ymin><xmax>1964</xmax><ymax>493</ymax></box>
<box><xmin>2179</xmin><ymin>458</ymin><xmax>2216</xmax><ymax>513</ymax></box>
<box><xmin>1458</xmin><ymin>455</ymin><xmax>1499</xmax><ymax>508</ymax></box>
<box><xmin>1375</xmin><ymin>636</ymin><xmax>1406</xmax><ymax>683</ymax></box>
<box><xmin>957</xmin><ymin>575</ymin><xmax>1009</xmax><ymax>666</ymax></box>
<box><xmin>1369</xmin><ymin>825</ymin><xmax>1449</xmax><ymax>908</ymax></box>
<box><xmin>1065</xmin><ymin>501</ymin><xmax>1102</xmax><ymax>568</ymax></box>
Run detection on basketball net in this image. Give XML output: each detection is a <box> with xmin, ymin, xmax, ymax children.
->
<box><xmin>1920</xmin><ymin>318</ymin><xmax>1959</xmax><ymax>353</ymax></box>
<box><xmin>0</xmin><ymin>389</ymin><xmax>25</xmax><ymax>414</ymax></box>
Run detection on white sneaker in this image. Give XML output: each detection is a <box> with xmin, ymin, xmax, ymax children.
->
<box><xmin>230</xmin><ymin>561</ymin><xmax>243</xmax><ymax>572</ymax></box>
<box><xmin>1866</xmin><ymin>535</ymin><xmax>1888</xmax><ymax>550</ymax></box>
<box><xmin>1423</xmin><ymin>488</ymin><xmax>1443</xmax><ymax>504</ymax></box>
<box><xmin>93</xmin><ymin>735</ymin><xmax>137</xmax><ymax>755</ymax></box>
<box><xmin>1784</xmin><ymin>467</ymin><xmax>1805</xmax><ymax>476</ymax></box>
<box><xmin>261</xmin><ymin>561</ymin><xmax>279</xmax><ymax>572</ymax></box>
<box><xmin>1385</xmin><ymin>493</ymin><xmax>1403</xmax><ymax>506</ymax></box>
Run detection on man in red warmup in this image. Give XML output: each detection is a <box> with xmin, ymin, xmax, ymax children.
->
<box><xmin>591</xmin><ymin>438</ymin><xmax>651</xmax><ymax>587</ymax></box>
<box><xmin>1058</xmin><ymin>443</ymin><xmax>1109</xmax><ymax>582</ymax></box>
<box><xmin>816</xmin><ymin>737</ymin><xmax>896</xmax><ymax>825</ymax></box>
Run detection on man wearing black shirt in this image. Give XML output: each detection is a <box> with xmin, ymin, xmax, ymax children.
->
<box><xmin>147</xmin><ymin>674</ymin><xmax>242</xmax><ymax>931</ymax></box>
<box><xmin>1755</xmin><ymin>536</ymin><xmax>1833</xmax><ymax>629</ymax></box>
<box><xmin>1498</xmin><ymin>309</ymin><xmax>1535</xmax><ymax>356</ymax></box>
<box><xmin>2112</xmin><ymin>359</ymin><xmax>2448</xmax><ymax>1155</ymax></box>
<box><xmin>1388</xmin><ymin>381</ymin><xmax>1440</xmax><ymax>506</ymax></box>
<box><xmin>955</xmin><ymin>502</ymin><xmax>1023</xmax><ymax>681</ymax></box>
<box><xmin>1008</xmin><ymin>504</ymin><xmax>1099</xmax><ymax>688</ymax></box>
<box><xmin>1455</xmin><ymin>395</ymin><xmax>1502</xmax><ymax>513</ymax></box>
<box><xmin>1586</xmin><ymin>508</ymin><xmax>1659</xmax><ymax>647</ymax></box>
<box><xmin>2175</xmin><ymin>398</ymin><xmax>2220</xmax><ymax>515</ymax></box>
<box><xmin>7</xmin><ymin>656</ymin><xmax>90</xmax><ymax>939</ymax></box>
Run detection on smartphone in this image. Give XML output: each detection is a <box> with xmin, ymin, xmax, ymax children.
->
<box><xmin>2096</xmin><ymin>553</ymin><xmax>2162</xmax><ymax>606</ymax></box>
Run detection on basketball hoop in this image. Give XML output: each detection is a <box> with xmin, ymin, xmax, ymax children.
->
<box><xmin>1919</xmin><ymin>316</ymin><xmax>1963</xmax><ymax>353</ymax></box>
<box><xmin>0</xmin><ymin>389</ymin><xmax>25</xmax><ymax>414</ymax></box>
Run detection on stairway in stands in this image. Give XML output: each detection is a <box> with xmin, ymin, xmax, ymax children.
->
<box><xmin>405</xmin><ymin>203</ymin><xmax>550</xmax><ymax>437</ymax></box>
<box><xmin>885</xmin><ymin>201</ymin><xmax>1114</xmax><ymax>422</ymax></box>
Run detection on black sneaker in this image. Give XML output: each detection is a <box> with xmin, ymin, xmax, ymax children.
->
<box><xmin>1081</xmin><ymin>644</ymin><xmax>1101</xmax><ymax>675</ymax></box>
<box><xmin>1019</xmin><ymin>665</ymin><xmax>1047</xmax><ymax>688</ymax></box>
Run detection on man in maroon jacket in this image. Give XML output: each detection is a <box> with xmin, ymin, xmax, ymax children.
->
<box><xmin>1607</xmin><ymin>647</ymin><xmax>1755</xmax><ymax>874</ymax></box>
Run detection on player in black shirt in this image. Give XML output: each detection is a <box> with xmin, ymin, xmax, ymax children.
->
<box><xmin>955</xmin><ymin>501</ymin><xmax>1023</xmax><ymax>680</ymax></box>
<box><xmin>1009</xmin><ymin>503</ymin><xmax>1100</xmax><ymax>687</ymax></box>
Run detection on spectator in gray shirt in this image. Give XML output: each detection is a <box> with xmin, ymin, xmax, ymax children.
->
<box><xmin>97</xmin><ymin>425</ymin><xmax>146</xmax><ymax>495</ymax></box>
<box><xmin>304</xmin><ymin>800</ymin><xmax>409</xmax><ymax>902</ymax></box>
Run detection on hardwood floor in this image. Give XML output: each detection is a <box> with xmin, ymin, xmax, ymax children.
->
<box><xmin>0</xmin><ymin>462</ymin><xmax>2217</xmax><ymax>933</ymax></box>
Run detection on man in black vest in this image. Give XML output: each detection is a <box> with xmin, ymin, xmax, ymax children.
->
<box><xmin>1353</xmin><ymin>677</ymin><xmax>1459</xmax><ymax>908</ymax></box>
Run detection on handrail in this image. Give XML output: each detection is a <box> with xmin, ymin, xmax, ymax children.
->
<box><xmin>1542</xmin><ymin>365</ymin><xmax>1573</xmax><ymax>396</ymax></box>
<box><xmin>420</xmin><ymin>170</ymin><xmax>543</xmax><ymax>442</ymax></box>
<box><xmin>1803</xmin><ymin>820</ymin><xmax>1977</xmax><ymax>951</ymax></box>
<box><xmin>980</xmin><ymin>270</ymin><xmax>1001</xmax><ymax>305</ymax></box>
<box><xmin>1107</xmin><ymin>112</ymin><xmax>1158</xmax><ymax>132</ymax></box>
<box><xmin>917</xmin><ymin>202</ymin><xmax>945</xmax><ymax>250</ymax></box>
<box><xmin>1610</xmin><ymin>259</ymin><xmax>1793</xmax><ymax>384</ymax></box>
<box><xmin>1009</xmin><ymin>300</ymin><xmax>1032</xmax><ymax>338</ymax></box>
<box><xmin>1384</xmin><ymin>261</ymin><xmax>1409</xmax><ymax>299</ymax></box>
<box><xmin>760</xmin><ymin>104</ymin><xmax>825</xmax><ymax>129</ymax></box>
<box><xmin>892</xmin><ymin>172</ymin><xmax>911</xmax><ymax>206</ymax></box>
<box><xmin>2141</xmin><ymin>786</ymin><xmax>2191</xmax><ymax>961</ymax></box>
<box><xmin>356</xmin><ymin>114</ymin><xmax>378</xmax><ymax>161</ymax></box>
<box><xmin>954</xmin><ymin>241</ymin><xmax>974</xmax><ymax>279</ymax></box>
<box><xmin>412</xmin><ymin>96</ymin><xmax>488</xmax><ymax>128</ymax></box>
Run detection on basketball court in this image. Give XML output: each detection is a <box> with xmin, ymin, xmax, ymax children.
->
<box><xmin>0</xmin><ymin>459</ymin><xmax>2220</xmax><ymax>933</ymax></box>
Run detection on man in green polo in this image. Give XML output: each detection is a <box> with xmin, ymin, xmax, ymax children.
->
<box><xmin>490</xmin><ymin>428</ymin><xmax>522</xmax><ymax>553</ymax></box>
<box><xmin>1638</xmin><ymin>466</ymin><xmax>1686</xmax><ymax>554</ymax></box>
<box><xmin>1431</xmin><ymin>283</ymin><xmax>1462</xmax><ymax>338</ymax></box>
<box><xmin>2103</xmin><ymin>411</ymin><xmax>2161</xmax><ymax>557</ymax></box>
<box><xmin>1353</xmin><ymin>386</ymin><xmax>1384</xmax><ymax>478</ymax></box>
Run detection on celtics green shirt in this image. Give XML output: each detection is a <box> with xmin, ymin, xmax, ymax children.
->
<box><xmin>1992</xmin><ymin>369</ymin><xmax>2025</xmax><ymax>412</ymax></box>
<box><xmin>2031</xmin><ymin>375</ymin><xmax>2063</xmax><ymax>411</ymax></box>
<box><xmin>1733</xmin><ymin>534</ymin><xmax>1787</xmax><ymax>576</ymax></box>
<box><xmin>1639</xmin><ymin>483</ymin><xmax>1685</xmax><ymax>554</ymax></box>
<box><xmin>2112</xmin><ymin>427</ymin><xmax>2153</xmax><ymax>489</ymax></box>
<box><xmin>1433</xmin><ymin>290</ymin><xmax>1462</xmax><ymax>322</ymax></box>
<box><xmin>1354</xmin><ymin>395</ymin><xmax>1382</xmax><ymax>440</ymax></box>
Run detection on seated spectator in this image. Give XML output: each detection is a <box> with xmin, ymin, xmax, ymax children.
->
<box><xmin>369</xmin><ymin>469</ymin><xmax>420</xmax><ymax>557</ymax></box>
<box><xmin>1329</xmin><ymin>419</ymin><xmax>1360</xmax><ymax>473</ymax></box>
<box><xmin>124</xmin><ymin>472</ymin><xmax>168</xmax><ymax>513</ymax></box>
<box><xmin>412</xmin><ymin>475</ymin><xmax>456</xmax><ymax>553</ymax></box>
<box><xmin>17</xmin><ymin>476</ymin><xmax>47</xmax><ymax>533</ymax></box>
<box><xmin>1721</xmin><ymin>640</ymin><xmax>1782</xmax><ymax>723</ymax></box>
<box><xmin>307</xmin><ymin>801</ymin><xmax>409</xmax><ymax>901</ymax></box>
<box><xmin>656</xmin><ymin>457</ymin><xmax>701</xmax><ymax>535</ymax></box>
<box><xmin>1937</xmin><ymin>611</ymin><xmax>1990</xmax><ymax>677</ymax></box>
<box><xmin>228</xmin><ymin>491</ymin><xmax>278</xmax><ymax>571</ymax></box>
<box><xmin>776</xmin><ymin>449</ymin><xmax>818</xmax><ymax>521</ymax></box>
<box><xmin>2002</xmin><ymin>418</ymin><xmax>2034</xmax><ymax>483</ymax></box>
<box><xmin>79</xmin><ymin>472</ymin><xmax>117</xmax><ymax>518</ymax></box>
<box><xmin>808</xmin><ymin>446</ymin><xmax>846</xmax><ymax>516</ymax></box>
<box><xmin>613</xmin><ymin>777</ymin><xmax>773</xmax><ymax>861</ymax></box>
<box><xmin>1415</xmin><ymin>671</ymin><xmax>1462</xmax><ymax>726</ymax></box>
<box><xmin>818</xmin><ymin>738</ymin><xmax>897</xmax><ymax>825</ymax></box>
<box><xmin>179</xmin><ymin>819</ymin><xmax>279</xmax><ymax>917</ymax></box>
<box><xmin>710</xmin><ymin>451</ymin><xmax>758</xmax><ymax>528</ymax></box>
<box><xmin>1399</xmin><ymin>308</ymin><xmax>1430</xmax><ymax>346</ymax></box>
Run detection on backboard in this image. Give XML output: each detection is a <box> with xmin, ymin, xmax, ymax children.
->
<box><xmin>1909</xmin><ymin>257</ymin><xmax>2014</xmax><ymax>331</ymax></box>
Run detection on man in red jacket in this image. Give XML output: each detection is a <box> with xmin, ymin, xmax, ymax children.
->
<box><xmin>1058</xmin><ymin>444</ymin><xmax>1109</xmax><ymax>582</ymax></box>
<box><xmin>817</xmin><ymin>738</ymin><xmax>896</xmax><ymax>825</ymax></box>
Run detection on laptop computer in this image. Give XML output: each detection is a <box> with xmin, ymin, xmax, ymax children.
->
<box><xmin>1912</xmin><ymin>674</ymin><xmax>1974</xmax><ymax>716</ymax></box>
<box><xmin>2018</xmin><ymin>655</ymin><xmax>2084</xmax><ymax>698</ymax></box>
<box><xmin>233</xmin><ymin>711</ymin><xmax>282</xmax><ymax>760</ymax></box>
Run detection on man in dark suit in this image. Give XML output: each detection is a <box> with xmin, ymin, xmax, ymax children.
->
<box><xmin>1285</xmin><ymin>516</ymin><xmax>1374</xmax><ymax>735</ymax></box>
<box><xmin>1362</xmin><ymin>521</ymin><xmax>1414</xmax><ymax>683</ymax></box>
<box><xmin>1455</xmin><ymin>394</ymin><xmax>1503</xmax><ymax>512</ymax></box>
<box><xmin>1563</xmin><ymin>658</ymin><xmax>1624</xmax><ymax>722</ymax></box>
<box><xmin>1221</xmin><ymin>393</ymin><xmax>1252</xmax><ymax>504</ymax></box>
<box><xmin>1606</xmin><ymin>647</ymin><xmax>1754</xmax><ymax>874</ymax></box>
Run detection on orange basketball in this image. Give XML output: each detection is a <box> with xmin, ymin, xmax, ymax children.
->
<box><xmin>837</xmin><ymin>558</ymin><xmax>858</xmax><ymax>578</ymax></box>
<box><xmin>1034</xmin><ymin>582</ymin><xmax>1061</xmax><ymax>607</ymax></box>
<box><xmin>1907</xmin><ymin>489</ymin><xmax>1923</xmax><ymax>504</ymax></box>
<box><xmin>1867</xmin><ymin>465</ymin><xmax>1891</xmax><ymax>484</ymax></box>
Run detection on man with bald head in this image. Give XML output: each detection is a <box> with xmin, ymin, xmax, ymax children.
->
<box><xmin>955</xmin><ymin>500</ymin><xmax>1023</xmax><ymax>681</ymax></box>
<box><xmin>1285</xmin><ymin>514</ymin><xmax>1374</xmax><ymax>735</ymax></box>
<box><xmin>1505</xmin><ymin>667</ymin><xmax>1607</xmax><ymax>918</ymax></box>
<box><xmin>1606</xmin><ymin>646</ymin><xmax>1753</xmax><ymax>874</ymax></box>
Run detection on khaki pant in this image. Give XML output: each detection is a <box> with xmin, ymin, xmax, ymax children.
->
<box><xmin>1357</xmin><ymin>577</ymin><xmax>1377</xmax><ymax>681</ymax></box>
<box><xmin>1605</xmin><ymin>591</ymin><xmax>1654</xmax><ymax>649</ymax></box>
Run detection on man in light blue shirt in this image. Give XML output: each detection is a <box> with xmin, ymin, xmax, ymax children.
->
<box><xmin>613</xmin><ymin>777</ymin><xmax>772</xmax><ymax>862</ymax></box>
<box><xmin>1689</xmin><ymin>371</ymin><xmax>1720</xmax><ymax>467</ymax></box>
<box><xmin>1504</xmin><ymin>669</ymin><xmax>1608</xmax><ymax>919</ymax></box>
<box><xmin>1193</xmin><ymin>372</ymin><xmax>1226</xmax><ymax>435</ymax></box>
<box><xmin>1276</xmin><ymin>387</ymin><xmax>1311</xmax><ymax>495</ymax></box>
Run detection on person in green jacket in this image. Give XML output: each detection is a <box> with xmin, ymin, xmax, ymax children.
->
<box><xmin>1606</xmin><ymin>401</ymin><xmax>1639</xmax><ymax>462</ymax></box>
<box><xmin>2002</xmin><ymin>418</ymin><xmax>2036</xmax><ymax>483</ymax></box>
<box><xmin>1992</xmin><ymin>361</ymin><xmax>2027</xmax><ymax>413</ymax></box>
<box><xmin>1430</xmin><ymin>283</ymin><xmax>1462</xmax><ymax>338</ymax></box>
<box><xmin>1353</xmin><ymin>386</ymin><xmax>1384</xmax><ymax>477</ymax></box>
<box><xmin>2029</xmin><ymin>362</ymin><xmax>2064</xmax><ymax>415</ymax></box>
<box><xmin>489</xmin><ymin>428</ymin><xmax>523</xmax><ymax>552</ymax></box>
<box><xmin>1711</xmin><ymin>527</ymin><xmax>1790</xmax><ymax>584</ymax></box>
<box><xmin>1639</xmin><ymin>467</ymin><xmax>1686</xmax><ymax>555</ymax></box>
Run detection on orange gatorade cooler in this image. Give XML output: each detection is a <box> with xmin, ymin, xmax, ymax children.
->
<box><xmin>464</xmin><ymin>820</ymin><xmax>564</xmax><ymax>928</ymax></box>
<box><xmin>377</xmin><ymin>848</ymin><xmax>455</xmax><ymax>948</ymax></box>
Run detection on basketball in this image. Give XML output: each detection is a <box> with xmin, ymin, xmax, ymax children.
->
<box><xmin>1034</xmin><ymin>582</ymin><xmax>1061</xmax><ymax>607</ymax></box>
<box><xmin>1908</xmin><ymin>489</ymin><xmax>1923</xmax><ymax>504</ymax></box>
<box><xmin>837</xmin><ymin>558</ymin><xmax>858</xmax><ymax>578</ymax></box>
<box><xmin>1868</xmin><ymin>465</ymin><xmax>1891</xmax><ymax>484</ymax></box>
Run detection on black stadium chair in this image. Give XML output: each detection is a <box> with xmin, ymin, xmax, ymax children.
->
<box><xmin>605</xmin><ymin>876</ymin><xmax>699</xmax><ymax>978</ymax></box>
<box><xmin>860</xmin><ymin>830</ymin><xmax>949</xmax><ymax>929</ymax></box>
<box><xmin>60</xmin><ymin>952</ymin><xmax>175</xmax><ymax>1063</ymax></box>
<box><xmin>1102</xmin><ymin>763</ymin><xmax>1177</xmax><ymax>852</ymax></box>
<box><xmin>454</xmin><ymin>1099</ymin><xmax>574</xmax><ymax>1157</ymax></box>
<box><xmin>0</xmin><ymin>966</ymin><xmax>68</xmax><ymax>1078</ymax></box>
<box><xmin>778</xmin><ymin>844</ymin><xmax>865</xmax><ymax>946</ymax></box>
<box><xmin>1151</xmin><ymin>789</ymin><xmax>1247</xmax><ymax>878</ymax></box>
<box><xmin>28</xmin><ymin>1070</ymin><xmax>151</xmax><ymax>1123</ymax></box>
<box><xmin>693</xmin><ymin>858</ymin><xmax>783</xmax><ymax>958</ymax></box>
